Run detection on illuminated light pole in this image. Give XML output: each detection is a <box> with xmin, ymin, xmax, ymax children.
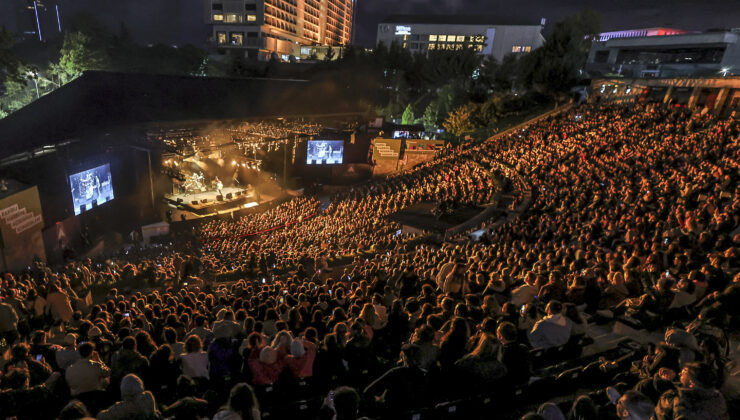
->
<box><xmin>33</xmin><ymin>1</ymin><xmax>43</xmax><ymax>42</ymax></box>
<box><xmin>27</xmin><ymin>70</ymin><xmax>40</xmax><ymax>99</ymax></box>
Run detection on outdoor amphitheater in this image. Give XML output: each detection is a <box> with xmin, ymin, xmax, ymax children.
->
<box><xmin>0</xmin><ymin>77</ymin><xmax>738</xmax><ymax>420</ymax></box>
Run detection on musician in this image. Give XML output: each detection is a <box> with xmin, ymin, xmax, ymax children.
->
<box><xmin>214</xmin><ymin>176</ymin><xmax>223</xmax><ymax>195</ymax></box>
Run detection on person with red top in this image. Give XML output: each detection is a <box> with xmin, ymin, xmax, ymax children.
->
<box><xmin>285</xmin><ymin>337</ymin><xmax>317</xmax><ymax>379</ymax></box>
<box><xmin>248</xmin><ymin>346</ymin><xmax>283</xmax><ymax>385</ymax></box>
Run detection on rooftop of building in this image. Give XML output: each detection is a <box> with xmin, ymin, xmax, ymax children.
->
<box><xmin>379</xmin><ymin>15</ymin><xmax>543</xmax><ymax>27</ymax></box>
<box><xmin>0</xmin><ymin>71</ymin><xmax>365</xmax><ymax>160</ymax></box>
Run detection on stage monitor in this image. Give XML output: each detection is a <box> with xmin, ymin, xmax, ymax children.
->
<box><xmin>307</xmin><ymin>140</ymin><xmax>344</xmax><ymax>165</ymax></box>
<box><xmin>69</xmin><ymin>163</ymin><xmax>115</xmax><ymax>216</ymax></box>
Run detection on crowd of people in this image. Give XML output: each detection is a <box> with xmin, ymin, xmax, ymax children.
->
<box><xmin>197</xmin><ymin>197</ymin><xmax>321</xmax><ymax>241</ymax></box>
<box><xmin>0</xmin><ymin>102</ymin><xmax>738</xmax><ymax>420</ymax></box>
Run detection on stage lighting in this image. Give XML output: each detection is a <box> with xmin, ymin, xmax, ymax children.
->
<box><xmin>232</xmin><ymin>160</ymin><xmax>237</xmax><ymax>166</ymax></box>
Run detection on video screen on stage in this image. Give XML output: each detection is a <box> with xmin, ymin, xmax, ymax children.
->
<box><xmin>69</xmin><ymin>163</ymin><xmax>115</xmax><ymax>216</ymax></box>
<box><xmin>307</xmin><ymin>140</ymin><xmax>344</xmax><ymax>164</ymax></box>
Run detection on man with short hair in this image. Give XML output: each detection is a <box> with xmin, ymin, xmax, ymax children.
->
<box><xmin>528</xmin><ymin>300</ymin><xmax>572</xmax><ymax>349</ymax></box>
<box><xmin>65</xmin><ymin>342</ymin><xmax>110</xmax><ymax>396</ymax></box>
<box><xmin>655</xmin><ymin>362</ymin><xmax>728</xmax><ymax>420</ymax></box>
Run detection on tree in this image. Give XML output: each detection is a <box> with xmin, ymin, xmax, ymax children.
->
<box><xmin>0</xmin><ymin>27</ymin><xmax>22</xmax><ymax>85</ymax></box>
<box><xmin>423</xmin><ymin>101</ymin><xmax>440</xmax><ymax>131</ymax></box>
<box><xmin>443</xmin><ymin>103</ymin><xmax>478</xmax><ymax>137</ymax></box>
<box><xmin>520</xmin><ymin>10</ymin><xmax>602</xmax><ymax>101</ymax></box>
<box><xmin>54</xmin><ymin>31</ymin><xmax>109</xmax><ymax>83</ymax></box>
<box><xmin>401</xmin><ymin>104</ymin><xmax>415</xmax><ymax>125</ymax></box>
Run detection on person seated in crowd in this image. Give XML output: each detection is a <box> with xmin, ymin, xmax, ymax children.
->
<box><xmin>0</xmin><ymin>370</ymin><xmax>68</xmax><ymax>420</ymax></box>
<box><xmin>111</xmin><ymin>336</ymin><xmax>149</xmax><ymax>385</ymax></box>
<box><xmin>56</xmin><ymin>333</ymin><xmax>81</xmax><ymax>371</ymax></box>
<box><xmin>0</xmin><ymin>292</ymin><xmax>19</xmax><ymax>346</ymax></box>
<box><xmin>615</xmin><ymin>390</ymin><xmax>656</xmax><ymax>420</ymax></box>
<box><xmin>364</xmin><ymin>343</ymin><xmax>429</xmax><ymax>414</ymax></box>
<box><xmin>496</xmin><ymin>321</ymin><xmax>531</xmax><ymax>387</ymax></box>
<box><xmin>97</xmin><ymin>373</ymin><xmax>160</xmax><ymax>420</ymax></box>
<box><xmin>64</xmin><ymin>342</ymin><xmax>110</xmax><ymax>414</ymax></box>
<box><xmin>284</xmin><ymin>336</ymin><xmax>317</xmax><ymax>379</ymax></box>
<box><xmin>213</xmin><ymin>382</ymin><xmax>260</xmax><ymax>420</ymax></box>
<box><xmin>655</xmin><ymin>362</ymin><xmax>729</xmax><ymax>420</ymax></box>
<box><xmin>528</xmin><ymin>301</ymin><xmax>572</xmax><ymax>349</ymax></box>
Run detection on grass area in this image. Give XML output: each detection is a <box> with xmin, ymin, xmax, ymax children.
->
<box><xmin>462</xmin><ymin>101</ymin><xmax>558</xmax><ymax>143</ymax></box>
<box><xmin>494</xmin><ymin>101</ymin><xmax>557</xmax><ymax>134</ymax></box>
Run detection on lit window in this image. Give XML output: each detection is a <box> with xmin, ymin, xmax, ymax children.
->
<box><xmin>213</xmin><ymin>13</ymin><xmax>224</xmax><ymax>22</ymax></box>
<box><xmin>455</xmin><ymin>44</ymin><xmax>462</xmax><ymax>50</ymax></box>
<box><xmin>230</xmin><ymin>32</ymin><xmax>244</xmax><ymax>45</ymax></box>
<box><xmin>512</xmin><ymin>45</ymin><xmax>522</xmax><ymax>53</ymax></box>
<box><xmin>456</xmin><ymin>35</ymin><xmax>465</xmax><ymax>42</ymax></box>
<box><xmin>246</xmin><ymin>14</ymin><xmax>257</xmax><ymax>22</ymax></box>
<box><xmin>475</xmin><ymin>45</ymin><xmax>483</xmax><ymax>52</ymax></box>
<box><xmin>429</xmin><ymin>43</ymin><xmax>436</xmax><ymax>50</ymax></box>
<box><xmin>524</xmin><ymin>46</ymin><xmax>532</xmax><ymax>52</ymax></box>
<box><xmin>473</xmin><ymin>35</ymin><xmax>485</xmax><ymax>43</ymax></box>
<box><xmin>438</xmin><ymin>35</ymin><xmax>447</xmax><ymax>42</ymax></box>
<box><xmin>217</xmin><ymin>31</ymin><xmax>227</xmax><ymax>45</ymax></box>
<box><xmin>225</xmin><ymin>13</ymin><xmax>242</xmax><ymax>23</ymax></box>
<box><xmin>429</xmin><ymin>35</ymin><xmax>437</xmax><ymax>41</ymax></box>
<box><xmin>402</xmin><ymin>42</ymin><xmax>407</xmax><ymax>49</ymax></box>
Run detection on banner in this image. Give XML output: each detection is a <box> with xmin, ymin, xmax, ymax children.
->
<box><xmin>0</xmin><ymin>185</ymin><xmax>46</xmax><ymax>271</ymax></box>
<box><xmin>371</xmin><ymin>138</ymin><xmax>403</xmax><ymax>161</ymax></box>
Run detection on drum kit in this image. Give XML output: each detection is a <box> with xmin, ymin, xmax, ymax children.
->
<box><xmin>182</xmin><ymin>172</ymin><xmax>206</xmax><ymax>194</ymax></box>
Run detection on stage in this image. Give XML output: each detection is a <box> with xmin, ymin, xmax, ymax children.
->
<box><xmin>164</xmin><ymin>187</ymin><xmax>257</xmax><ymax>216</ymax></box>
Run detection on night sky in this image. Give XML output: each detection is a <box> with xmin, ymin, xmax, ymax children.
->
<box><xmin>1</xmin><ymin>0</ymin><xmax>739</xmax><ymax>48</ymax></box>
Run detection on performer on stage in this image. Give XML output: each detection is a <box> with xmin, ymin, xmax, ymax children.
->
<box><xmin>214</xmin><ymin>176</ymin><xmax>223</xmax><ymax>195</ymax></box>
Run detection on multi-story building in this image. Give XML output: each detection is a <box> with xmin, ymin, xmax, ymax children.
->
<box><xmin>203</xmin><ymin>0</ymin><xmax>355</xmax><ymax>61</ymax></box>
<box><xmin>6</xmin><ymin>0</ymin><xmax>63</xmax><ymax>43</ymax></box>
<box><xmin>376</xmin><ymin>15</ymin><xmax>545</xmax><ymax>62</ymax></box>
<box><xmin>586</xmin><ymin>28</ymin><xmax>740</xmax><ymax>78</ymax></box>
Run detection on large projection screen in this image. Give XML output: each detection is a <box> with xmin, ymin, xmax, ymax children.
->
<box><xmin>307</xmin><ymin>140</ymin><xmax>344</xmax><ymax>164</ymax></box>
<box><xmin>69</xmin><ymin>163</ymin><xmax>115</xmax><ymax>215</ymax></box>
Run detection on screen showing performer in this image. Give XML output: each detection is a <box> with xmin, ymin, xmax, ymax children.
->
<box><xmin>307</xmin><ymin>140</ymin><xmax>344</xmax><ymax>164</ymax></box>
<box><xmin>69</xmin><ymin>163</ymin><xmax>115</xmax><ymax>215</ymax></box>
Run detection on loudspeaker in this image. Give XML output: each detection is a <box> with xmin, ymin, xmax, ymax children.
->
<box><xmin>201</xmin><ymin>199</ymin><xmax>208</xmax><ymax>204</ymax></box>
<box><xmin>191</xmin><ymin>201</ymin><xmax>198</xmax><ymax>205</ymax></box>
<box><xmin>216</xmin><ymin>195</ymin><xmax>224</xmax><ymax>201</ymax></box>
<box><xmin>226</xmin><ymin>193</ymin><xmax>233</xmax><ymax>200</ymax></box>
<box><xmin>177</xmin><ymin>198</ymin><xmax>183</xmax><ymax>203</ymax></box>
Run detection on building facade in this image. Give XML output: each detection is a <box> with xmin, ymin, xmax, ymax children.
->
<box><xmin>586</xmin><ymin>28</ymin><xmax>740</xmax><ymax>78</ymax></box>
<box><xmin>589</xmin><ymin>76</ymin><xmax>740</xmax><ymax>117</ymax></box>
<box><xmin>204</xmin><ymin>0</ymin><xmax>354</xmax><ymax>61</ymax></box>
<box><xmin>9</xmin><ymin>0</ymin><xmax>63</xmax><ymax>43</ymax></box>
<box><xmin>376</xmin><ymin>15</ymin><xmax>545</xmax><ymax>62</ymax></box>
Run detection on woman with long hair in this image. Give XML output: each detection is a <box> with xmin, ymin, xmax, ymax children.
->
<box><xmin>438</xmin><ymin>317</ymin><xmax>469</xmax><ymax>370</ymax></box>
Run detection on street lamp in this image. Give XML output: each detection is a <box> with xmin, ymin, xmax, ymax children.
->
<box><xmin>27</xmin><ymin>70</ymin><xmax>40</xmax><ymax>99</ymax></box>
